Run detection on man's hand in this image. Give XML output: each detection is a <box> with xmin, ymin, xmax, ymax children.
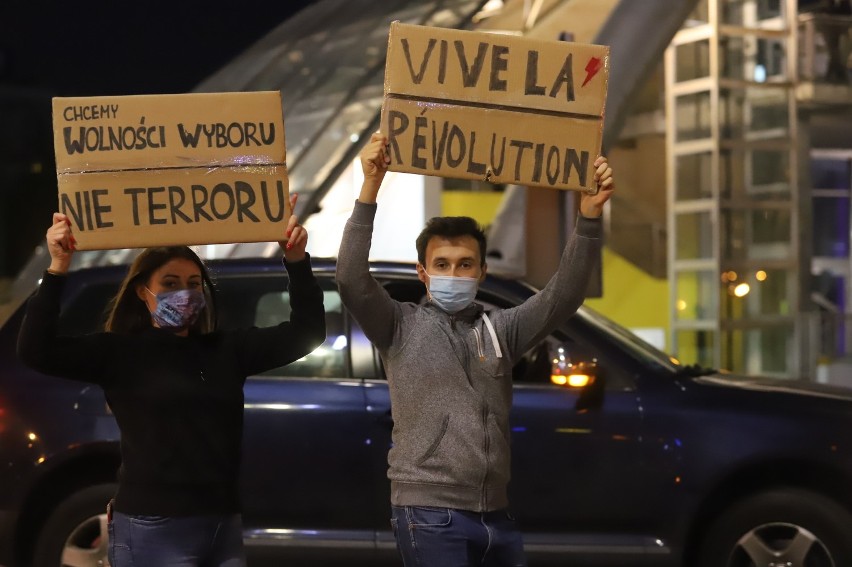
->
<box><xmin>358</xmin><ymin>132</ymin><xmax>390</xmax><ymax>204</ymax></box>
<box><xmin>580</xmin><ymin>156</ymin><xmax>614</xmax><ymax>218</ymax></box>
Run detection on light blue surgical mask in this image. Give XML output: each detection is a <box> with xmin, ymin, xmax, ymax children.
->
<box><xmin>427</xmin><ymin>274</ymin><xmax>479</xmax><ymax>313</ymax></box>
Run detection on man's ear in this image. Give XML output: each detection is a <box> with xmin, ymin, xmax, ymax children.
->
<box><xmin>479</xmin><ymin>262</ymin><xmax>488</xmax><ymax>283</ymax></box>
<box><xmin>416</xmin><ymin>263</ymin><xmax>428</xmax><ymax>285</ymax></box>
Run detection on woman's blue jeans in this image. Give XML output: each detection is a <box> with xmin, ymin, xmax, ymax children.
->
<box><xmin>391</xmin><ymin>505</ymin><xmax>527</xmax><ymax>567</ymax></box>
<box><xmin>108</xmin><ymin>510</ymin><xmax>246</xmax><ymax>567</ymax></box>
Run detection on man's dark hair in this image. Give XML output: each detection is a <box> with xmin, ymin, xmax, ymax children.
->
<box><xmin>416</xmin><ymin>216</ymin><xmax>487</xmax><ymax>267</ymax></box>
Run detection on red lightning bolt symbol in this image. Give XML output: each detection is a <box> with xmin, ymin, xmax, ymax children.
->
<box><xmin>582</xmin><ymin>56</ymin><xmax>602</xmax><ymax>87</ymax></box>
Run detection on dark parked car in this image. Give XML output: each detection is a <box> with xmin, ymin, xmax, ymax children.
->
<box><xmin>1</xmin><ymin>257</ymin><xmax>852</xmax><ymax>567</ymax></box>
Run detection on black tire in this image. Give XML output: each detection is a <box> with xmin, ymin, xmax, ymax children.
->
<box><xmin>698</xmin><ymin>488</ymin><xmax>852</xmax><ymax>567</ymax></box>
<box><xmin>33</xmin><ymin>483</ymin><xmax>116</xmax><ymax>567</ymax></box>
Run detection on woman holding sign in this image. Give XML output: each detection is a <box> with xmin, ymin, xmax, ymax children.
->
<box><xmin>17</xmin><ymin>194</ymin><xmax>325</xmax><ymax>567</ymax></box>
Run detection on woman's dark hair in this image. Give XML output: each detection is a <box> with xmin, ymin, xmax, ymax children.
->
<box><xmin>415</xmin><ymin>216</ymin><xmax>487</xmax><ymax>267</ymax></box>
<box><xmin>104</xmin><ymin>246</ymin><xmax>217</xmax><ymax>334</ymax></box>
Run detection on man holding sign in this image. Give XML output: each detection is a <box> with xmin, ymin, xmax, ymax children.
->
<box><xmin>337</xmin><ymin>133</ymin><xmax>613</xmax><ymax>566</ymax></box>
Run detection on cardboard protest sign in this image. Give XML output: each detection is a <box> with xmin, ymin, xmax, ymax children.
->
<box><xmin>52</xmin><ymin>91</ymin><xmax>288</xmax><ymax>250</ymax></box>
<box><xmin>381</xmin><ymin>22</ymin><xmax>609</xmax><ymax>192</ymax></box>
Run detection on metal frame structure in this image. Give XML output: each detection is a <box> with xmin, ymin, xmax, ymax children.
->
<box><xmin>666</xmin><ymin>0</ymin><xmax>802</xmax><ymax>376</ymax></box>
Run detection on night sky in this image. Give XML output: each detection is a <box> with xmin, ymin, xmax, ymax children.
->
<box><xmin>0</xmin><ymin>0</ymin><xmax>314</xmax><ymax>95</ymax></box>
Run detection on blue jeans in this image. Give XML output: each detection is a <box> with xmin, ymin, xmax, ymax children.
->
<box><xmin>108</xmin><ymin>510</ymin><xmax>246</xmax><ymax>567</ymax></box>
<box><xmin>391</xmin><ymin>505</ymin><xmax>527</xmax><ymax>567</ymax></box>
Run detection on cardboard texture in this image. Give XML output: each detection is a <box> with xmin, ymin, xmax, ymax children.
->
<box><xmin>382</xmin><ymin>22</ymin><xmax>609</xmax><ymax>192</ymax></box>
<box><xmin>52</xmin><ymin>91</ymin><xmax>288</xmax><ymax>250</ymax></box>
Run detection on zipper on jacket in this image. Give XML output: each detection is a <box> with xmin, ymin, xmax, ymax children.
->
<box><xmin>472</xmin><ymin>328</ymin><xmax>485</xmax><ymax>361</ymax></box>
<box><xmin>480</xmin><ymin>404</ymin><xmax>490</xmax><ymax>509</ymax></box>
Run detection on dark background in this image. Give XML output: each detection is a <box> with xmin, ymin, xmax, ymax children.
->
<box><xmin>0</xmin><ymin>0</ymin><xmax>314</xmax><ymax>278</ymax></box>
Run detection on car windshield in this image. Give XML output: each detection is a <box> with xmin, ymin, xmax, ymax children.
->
<box><xmin>576</xmin><ymin>305</ymin><xmax>713</xmax><ymax>376</ymax></box>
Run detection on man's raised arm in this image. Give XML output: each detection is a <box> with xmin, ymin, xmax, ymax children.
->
<box><xmin>336</xmin><ymin>133</ymin><xmax>398</xmax><ymax>350</ymax></box>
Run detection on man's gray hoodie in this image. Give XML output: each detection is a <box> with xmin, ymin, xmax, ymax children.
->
<box><xmin>337</xmin><ymin>200</ymin><xmax>602</xmax><ymax>512</ymax></box>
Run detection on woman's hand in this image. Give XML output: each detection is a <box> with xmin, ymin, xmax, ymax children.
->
<box><xmin>279</xmin><ymin>193</ymin><xmax>308</xmax><ymax>262</ymax></box>
<box><xmin>579</xmin><ymin>156</ymin><xmax>615</xmax><ymax>218</ymax></box>
<box><xmin>46</xmin><ymin>213</ymin><xmax>76</xmax><ymax>274</ymax></box>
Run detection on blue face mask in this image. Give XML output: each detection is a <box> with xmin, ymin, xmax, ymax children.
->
<box><xmin>427</xmin><ymin>275</ymin><xmax>479</xmax><ymax>313</ymax></box>
<box><xmin>146</xmin><ymin>288</ymin><xmax>206</xmax><ymax>329</ymax></box>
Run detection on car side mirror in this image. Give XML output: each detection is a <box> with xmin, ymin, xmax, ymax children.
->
<box><xmin>553</xmin><ymin>360</ymin><xmax>606</xmax><ymax>411</ymax></box>
<box><xmin>575</xmin><ymin>373</ymin><xmax>605</xmax><ymax>411</ymax></box>
<box><xmin>551</xmin><ymin>360</ymin><xmax>597</xmax><ymax>388</ymax></box>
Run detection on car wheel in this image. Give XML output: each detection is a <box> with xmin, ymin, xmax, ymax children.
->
<box><xmin>33</xmin><ymin>483</ymin><xmax>116</xmax><ymax>567</ymax></box>
<box><xmin>698</xmin><ymin>488</ymin><xmax>852</xmax><ymax>567</ymax></box>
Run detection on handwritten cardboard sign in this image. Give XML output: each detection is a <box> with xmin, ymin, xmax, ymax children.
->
<box><xmin>52</xmin><ymin>91</ymin><xmax>288</xmax><ymax>250</ymax></box>
<box><xmin>381</xmin><ymin>22</ymin><xmax>609</xmax><ymax>192</ymax></box>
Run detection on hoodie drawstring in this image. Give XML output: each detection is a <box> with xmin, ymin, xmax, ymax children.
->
<box><xmin>479</xmin><ymin>313</ymin><xmax>502</xmax><ymax>359</ymax></box>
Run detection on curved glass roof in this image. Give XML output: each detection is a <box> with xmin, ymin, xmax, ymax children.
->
<box><xmin>194</xmin><ymin>0</ymin><xmax>488</xmax><ymax>216</ymax></box>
